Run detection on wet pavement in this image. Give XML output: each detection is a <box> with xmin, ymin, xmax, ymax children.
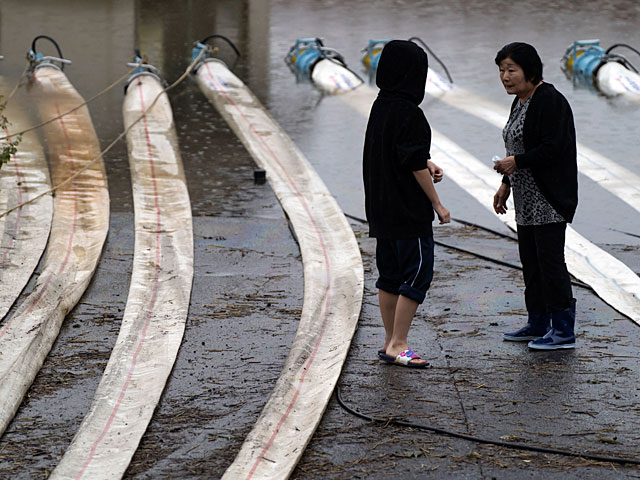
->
<box><xmin>295</xmin><ymin>221</ymin><xmax>640</xmax><ymax>479</ymax></box>
<box><xmin>1</xmin><ymin>0</ymin><xmax>640</xmax><ymax>478</ymax></box>
<box><xmin>3</xmin><ymin>213</ymin><xmax>640</xmax><ymax>478</ymax></box>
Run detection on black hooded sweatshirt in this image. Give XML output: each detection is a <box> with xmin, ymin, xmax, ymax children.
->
<box><xmin>363</xmin><ymin>40</ymin><xmax>434</xmax><ymax>239</ymax></box>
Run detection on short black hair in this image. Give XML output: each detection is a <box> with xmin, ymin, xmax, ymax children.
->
<box><xmin>495</xmin><ymin>42</ymin><xmax>543</xmax><ymax>84</ymax></box>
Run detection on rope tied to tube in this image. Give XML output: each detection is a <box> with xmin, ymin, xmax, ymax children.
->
<box><xmin>0</xmin><ymin>35</ymin><xmax>145</xmax><ymax>142</ymax></box>
<box><xmin>0</xmin><ymin>66</ymin><xmax>142</xmax><ymax>143</ymax></box>
<box><xmin>0</xmin><ymin>47</ymin><xmax>207</xmax><ymax>220</ymax></box>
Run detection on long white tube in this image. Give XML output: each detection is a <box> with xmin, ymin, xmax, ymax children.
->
<box><xmin>595</xmin><ymin>61</ymin><xmax>640</xmax><ymax>100</ymax></box>
<box><xmin>310</xmin><ymin>58</ymin><xmax>363</xmax><ymax>94</ymax></box>
<box><xmin>51</xmin><ymin>74</ymin><xmax>193</xmax><ymax>480</ymax></box>
<box><xmin>0</xmin><ymin>83</ymin><xmax>52</xmax><ymax>323</ymax></box>
<box><xmin>0</xmin><ymin>66</ymin><xmax>109</xmax><ymax>437</ymax></box>
<box><xmin>195</xmin><ymin>59</ymin><xmax>364</xmax><ymax>480</ymax></box>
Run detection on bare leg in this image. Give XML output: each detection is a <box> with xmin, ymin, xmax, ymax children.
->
<box><xmin>378</xmin><ymin>289</ymin><xmax>398</xmax><ymax>351</ymax></box>
<box><xmin>386</xmin><ymin>295</ymin><xmax>426</xmax><ymax>366</ymax></box>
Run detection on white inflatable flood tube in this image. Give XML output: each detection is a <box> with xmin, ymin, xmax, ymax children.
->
<box><xmin>0</xmin><ymin>65</ymin><xmax>109</xmax><ymax>437</ymax></box>
<box><xmin>425</xmin><ymin>68</ymin><xmax>640</xmax><ymax>217</ymax></box>
<box><xmin>195</xmin><ymin>58</ymin><xmax>364</xmax><ymax>480</ymax></box>
<box><xmin>310</xmin><ymin>57</ymin><xmax>363</xmax><ymax>95</ymax></box>
<box><xmin>0</xmin><ymin>81</ymin><xmax>52</xmax><ymax>323</ymax></box>
<box><xmin>596</xmin><ymin>61</ymin><xmax>640</xmax><ymax>100</ymax></box>
<box><xmin>51</xmin><ymin>74</ymin><xmax>194</xmax><ymax>480</ymax></box>
<box><xmin>340</xmin><ymin>84</ymin><xmax>640</xmax><ymax>325</ymax></box>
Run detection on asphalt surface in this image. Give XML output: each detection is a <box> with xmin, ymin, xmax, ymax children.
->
<box><xmin>2</xmin><ymin>198</ymin><xmax>640</xmax><ymax>479</ymax></box>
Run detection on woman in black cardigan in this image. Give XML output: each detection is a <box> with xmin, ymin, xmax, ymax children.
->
<box><xmin>492</xmin><ymin>42</ymin><xmax>578</xmax><ymax>350</ymax></box>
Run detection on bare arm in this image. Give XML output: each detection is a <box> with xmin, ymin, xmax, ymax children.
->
<box><xmin>413</xmin><ymin>168</ymin><xmax>450</xmax><ymax>224</ymax></box>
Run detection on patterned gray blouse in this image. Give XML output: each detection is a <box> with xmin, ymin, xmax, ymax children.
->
<box><xmin>503</xmin><ymin>98</ymin><xmax>565</xmax><ymax>226</ymax></box>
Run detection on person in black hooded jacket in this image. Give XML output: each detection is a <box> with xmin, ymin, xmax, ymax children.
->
<box><xmin>493</xmin><ymin>42</ymin><xmax>578</xmax><ymax>350</ymax></box>
<box><xmin>363</xmin><ymin>40</ymin><xmax>450</xmax><ymax>368</ymax></box>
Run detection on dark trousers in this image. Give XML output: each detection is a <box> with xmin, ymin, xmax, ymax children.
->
<box><xmin>517</xmin><ymin>222</ymin><xmax>573</xmax><ymax>313</ymax></box>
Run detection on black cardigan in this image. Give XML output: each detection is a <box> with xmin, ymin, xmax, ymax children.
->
<box><xmin>502</xmin><ymin>82</ymin><xmax>578</xmax><ymax>223</ymax></box>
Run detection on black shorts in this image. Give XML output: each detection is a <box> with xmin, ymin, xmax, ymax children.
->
<box><xmin>375</xmin><ymin>236</ymin><xmax>434</xmax><ymax>304</ymax></box>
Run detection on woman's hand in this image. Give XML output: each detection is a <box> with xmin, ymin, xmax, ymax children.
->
<box><xmin>493</xmin><ymin>155</ymin><xmax>517</xmax><ymax>175</ymax></box>
<box><xmin>427</xmin><ymin>160</ymin><xmax>444</xmax><ymax>183</ymax></box>
<box><xmin>434</xmin><ymin>203</ymin><xmax>451</xmax><ymax>224</ymax></box>
<box><xmin>493</xmin><ymin>183</ymin><xmax>511</xmax><ymax>215</ymax></box>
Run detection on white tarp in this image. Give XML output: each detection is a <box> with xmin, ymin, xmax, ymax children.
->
<box><xmin>51</xmin><ymin>74</ymin><xmax>193</xmax><ymax>480</ymax></box>
<box><xmin>424</xmin><ymin>68</ymin><xmax>640</xmax><ymax>216</ymax></box>
<box><xmin>0</xmin><ymin>80</ymin><xmax>52</xmax><ymax>323</ymax></box>
<box><xmin>0</xmin><ymin>65</ymin><xmax>109</xmax><ymax>436</ymax></box>
<box><xmin>195</xmin><ymin>59</ymin><xmax>364</xmax><ymax>480</ymax></box>
<box><xmin>340</xmin><ymin>84</ymin><xmax>640</xmax><ymax>325</ymax></box>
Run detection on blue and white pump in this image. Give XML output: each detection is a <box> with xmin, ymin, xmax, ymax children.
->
<box><xmin>285</xmin><ymin>38</ymin><xmax>363</xmax><ymax>94</ymax></box>
<box><xmin>562</xmin><ymin>39</ymin><xmax>640</xmax><ymax>101</ymax></box>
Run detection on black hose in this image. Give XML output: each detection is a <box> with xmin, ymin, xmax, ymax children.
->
<box><xmin>451</xmin><ymin>217</ymin><xmax>517</xmax><ymax>241</ymax></box>
<box><xmin>31</xmin><ymin>35</ymin><xmax>65</xmax><ymax>70</ymax></box>
<box><xmin>344</xmin><ymin>212</ymin><xmax>367</xmax><ymax>223</ymax></box>
<box><xmin>408</xmin><ymin>36</ymin><xmax>453</xmax><ymax>84</ymax></box>
<box><xmin>199</xmin><ymin>34</ymin><xmax>241</xmax><ymax>59</ymax></box>
<box><xmin>335</xmin><ymin>386</ymin><xmax>640</xmax><ymax>466</ymax></box>
<box><xmin>606</xmin><ymin>43</ymin><xmax>640</xmax><ymax>61</ymax></box>
<box><xmin>609</xmin><ymin>227</ymin><xmax>640</xmax><ymax>240</ymax></box>
<box><xmin>604</xmin><ymin>44</ymin><xmax>640</xmax><ymax>74</ymax></box>
<box><xmin>434</xmin><ymin>239</ymin><xmax>592</xmax><ymax>290</ymax></box>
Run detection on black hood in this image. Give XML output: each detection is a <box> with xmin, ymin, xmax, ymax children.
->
<box><xmin>376</xmin><ymin>40</ymin><xmax>428</xmax><ymax>105</ymax></box>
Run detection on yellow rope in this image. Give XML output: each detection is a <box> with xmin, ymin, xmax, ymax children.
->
<box><xmin>0</xmin><ymin>49</ymin><xmax>206</xmax><ymax>220</ymax></box>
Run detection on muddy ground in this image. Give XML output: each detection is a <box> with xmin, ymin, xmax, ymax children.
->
<box><xmin>1</xmin><ymin>203</ymin><xmax>639</xmax><ymax>479</ymax></box>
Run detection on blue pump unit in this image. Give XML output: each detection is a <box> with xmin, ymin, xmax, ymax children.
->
<box><xmin>285</xmin><ymin>37</ymin><xmax>348</xmax><ymax>81</ymax></box>
<box><xmin>285</xmin><ymin>38</ymin><xmax>325</xmax><ymax>79</ymax></box>
<box><xmin>562</xmin><ymin>40</ymin><xmax>606</xmax><ymax>87</ymax></box>
<box><xmin>562</xmin><ymin>39</ymin><xmax>640</xmax><ymax>94</ymax></box>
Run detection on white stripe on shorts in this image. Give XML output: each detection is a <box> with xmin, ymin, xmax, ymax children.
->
<box><xmin>410</xmin><ymin>238</ymin><xmax>423</xmax><ymax>287</ymax></box>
